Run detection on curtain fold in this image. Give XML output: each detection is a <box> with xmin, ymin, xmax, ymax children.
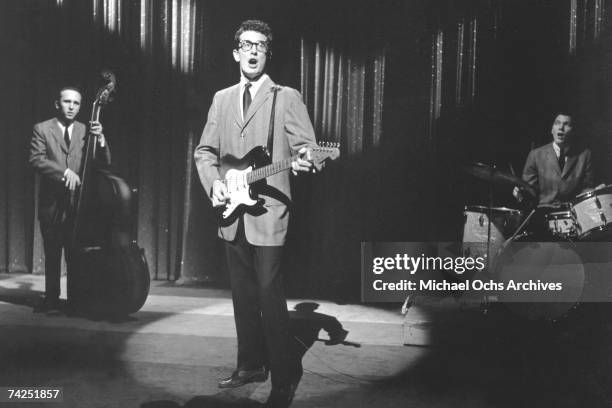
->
<box><xmin>300</xmin><ymin>37</ymin><xmax>385</xmax><ymax>154</ymax></box>
<box><xmin>4</xmin><ymin>0</ymin><xmax>612</xmax><ymax>285</ymax></box>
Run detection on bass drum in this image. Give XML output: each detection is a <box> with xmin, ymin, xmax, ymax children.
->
<box><xmin>494</xmin><ymin>234</ymin><xmax>585</xmax><ymax>322</ymax></box>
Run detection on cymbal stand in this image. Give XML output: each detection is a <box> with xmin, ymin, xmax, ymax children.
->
<box><xmin>486</xmin><ymin>166</ymin><xmax>494</xmax><ymax>273</ymax></box>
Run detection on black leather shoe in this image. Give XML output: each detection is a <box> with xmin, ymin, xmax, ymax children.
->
<box><xmin>218</xmin><ymin>367</ymin><xmax>268</xmax><ymax>389</ymax></box>
<box><xmin>265</xmin><ymin>384</ymin><xmax>297</xmax><ymax>408</ymax></box>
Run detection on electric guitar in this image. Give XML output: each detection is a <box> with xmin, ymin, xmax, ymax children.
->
<box><xmin>215</xmin><ymin>143</ymin><xmax>340</xmax><ymax>225</ymax></box>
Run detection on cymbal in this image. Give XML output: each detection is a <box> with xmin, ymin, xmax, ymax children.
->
<box><xmin>462</xmin><ymin>162</ymin><xmax>536</xmax><ymax>198</ymax></box>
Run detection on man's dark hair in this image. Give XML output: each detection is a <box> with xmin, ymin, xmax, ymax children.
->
<box><xmin>554</xmin><ymin>111</ymin><xmax>575</xmax><ymax>124</ymax></box>
<box><xmin>234</xmin><ymin>19</ymin><xmax>273</xmax><ymax>48</ymax></box>
<box><xmin>57</xmin><ymin>86</ymin><xmax>83</xmax><ymax>101</ymax></box>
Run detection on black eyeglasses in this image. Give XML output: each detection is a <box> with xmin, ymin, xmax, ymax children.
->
<box><xmin>238</xmin><ymin>40</ymin><xmax>269</xmax><ymax>53</ymax></box>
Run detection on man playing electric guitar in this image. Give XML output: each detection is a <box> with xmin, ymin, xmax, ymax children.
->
<box><xmin>194</xmin><ymin>20</ymin><xmax>321</xmax><ymax>408</ymax></box>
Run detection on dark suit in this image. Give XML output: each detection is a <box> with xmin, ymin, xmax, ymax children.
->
<box><xmin>522</xmin><ymin>142</ymin><xmax>595</xmax><ymax>205</ymax></box>
<box><xmin>194</xmin><ymin>77</ymin><xmax>317</xmax><ymax>389</ymax></box>
<box><xmin>29</xmin><ymin>118</ymin><xmax>110</xmax><ymax>301</ymax></box>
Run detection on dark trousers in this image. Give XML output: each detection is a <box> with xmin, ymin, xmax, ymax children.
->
<box><xmin>40</xmin><ymin>220</ymin><xmax>75</xmax><ymax>301</ymax></box>
<box><xmin>224</xmin><ymin>222</ymin><xmax>292</xmax><ymax>388</ymax></box>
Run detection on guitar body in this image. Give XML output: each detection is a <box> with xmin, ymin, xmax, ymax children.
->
<box><xmin>216</xmin><ymin>143</ymin><xmax>340</xmax><ymax>226</ymax></box>
<box><xmin>218</xmin><ymin>146</ymin><xmax>271</xmax><ymax>225</ymax></box>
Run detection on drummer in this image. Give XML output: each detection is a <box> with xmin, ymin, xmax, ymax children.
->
<box><xmin>513</xmin><ymin>112</ymin><xmax>597</xmax><ymax>206</ymax></box>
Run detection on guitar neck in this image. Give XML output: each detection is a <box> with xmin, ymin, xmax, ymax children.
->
<box><xmin>246</xmin><ymin>154</ymin><xmax>298</xmax><ymax>184</ymax></box>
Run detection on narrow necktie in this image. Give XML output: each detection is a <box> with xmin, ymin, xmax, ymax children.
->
<box><xmin>558</xmin><ymin>149</ymin><xmax>566</xmax><ymax>171</ymax></box>
<box><xmin>243</xmin><ymin>82</ymin><xmax>252</xmax><ymax>120</ymax></box>
<box><xmin>64</xmin><ymin>126</ymin><xmax>70</xmax><ymax>148</ymax></box>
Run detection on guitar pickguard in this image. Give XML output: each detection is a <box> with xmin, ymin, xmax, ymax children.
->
<box><xmin>221</xmin><ymin>167</ymin><xmax>259</xmax><ymax>220</ymax></box>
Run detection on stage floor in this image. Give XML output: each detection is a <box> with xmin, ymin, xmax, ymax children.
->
<box><xmin>0</xmin><ymin>273</ymin><xmax>611</xmax><ymax>407</ymax></box>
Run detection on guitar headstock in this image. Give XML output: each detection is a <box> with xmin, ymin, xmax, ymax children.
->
<box><xmin>310</xmin><ymin>142</ymin><xmax>340</xmax><ymax>171</ymax></box>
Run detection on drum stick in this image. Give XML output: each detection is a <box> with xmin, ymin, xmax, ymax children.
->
<box><xmin>509</xmin><ymin>162</ymin><xmax>524</xmax><ymax>202</ymax></box>
<box><xmin>508</xmin><ymin>209</ymin><xmax>536</xmax><ymax>243</ymax></box>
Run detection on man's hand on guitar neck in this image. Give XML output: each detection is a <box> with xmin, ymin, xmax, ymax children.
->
<box><xmin>211</xmin><ymin>179</ymin><xmax>230</xmax><ymax>208</ymax></box>
<box><xmin>291</xmin><ymin>147</ymin><xmax>316</xmax><ymax>175</ymax></box>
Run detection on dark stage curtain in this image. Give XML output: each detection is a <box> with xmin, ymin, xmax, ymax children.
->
<box><xmin>1</xmin><ymin>0</ymin><xmax>612</xmax><ymax>303</ymax></box>
<box><xmin>1</xmin><ymin>0</ymin><xmax>392</xmax><ymax>292</ymax></box>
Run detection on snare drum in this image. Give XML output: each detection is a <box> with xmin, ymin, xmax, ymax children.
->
<box><xmin>545</xmin><ymin>210</ymin><xmax>577</xmax><ymax>239</ymax></box>
<box><xmin>572</xmin><ymin>185</ymin><xmax>612</xmax><ymax>240</ymax></box>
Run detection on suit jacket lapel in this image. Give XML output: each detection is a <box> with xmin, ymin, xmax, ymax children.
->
<box><xmin>562</xmin><ymin>147</ymin><xmax>578</xmax><ymax>179</ymax></box>
<box><xmin>70</xmin><ymin>123</ymin><xmax>85</xmax><ymax>155</ymax></box>
<box><xmin>546</xmin><ymin>143</ymin><xmax>561</xmax><ymax>177</ymax></box>
<box><xmin>229</xmin><ymin>84</ymin><xmax>242</xmax><ymax>128</ymax></box>
<box><xmin>52</xmin><ymin>119</ymin><xmax>69</xmax><ymax>154</ymax></box>
<box><xmin>241</xmin><ymin>77</ymin><xmax>274</xmax><ymax>130</ymax></box>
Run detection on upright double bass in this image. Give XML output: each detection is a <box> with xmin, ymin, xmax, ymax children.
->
<box><xmin>71</xmin><ymin>71</ymin><xmax>150</xmax><ymax>317</ymax></box>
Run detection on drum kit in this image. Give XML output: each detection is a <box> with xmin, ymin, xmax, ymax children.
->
<box><xmin>461</xmin><ymin>162</ymin><xmax>612</xmax><ymax>321</ymax></box>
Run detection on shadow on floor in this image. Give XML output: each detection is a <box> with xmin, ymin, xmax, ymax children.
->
<box><xmin>143</xmin><ymin>393</ymin><xmax>263</xmax><ymax>407</ymax></box>
<box><xmin>140</xmin><ymin>301</ymin><xmax>352</xmax><ymax>408</ymax></box>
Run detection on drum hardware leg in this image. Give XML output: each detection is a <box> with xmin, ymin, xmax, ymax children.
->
<box><xmin>481</xmin><ymin>303</ymin><xmax>489</xmax><ymax>315</ymax></box>
<box><xmin>509</xmin><ymin>209</ymin><xmax>536</xmax><ymax>242</ymax></box>
<box><xmin>401</xmin><ymin>296</ymin><xmax>412</xmax><ymax>315</ymax></box>
<box><xmin>486</xmin><ymin>182</ymin><xmax>494</xmax><ymax>272</ymax></box>
<box><xmin>595</xmin><ymin>196</ymin><xmax>602</xmax><ymax>209</ymax></box>
<box><xmin>480</xmin><ymin>294</ymin><xmax>499</xmax><ymax>315</ymax></box>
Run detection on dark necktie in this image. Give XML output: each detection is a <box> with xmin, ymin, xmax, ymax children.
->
<box><xmin>558</xmin><ymin>148</ymin><xmax>566</xmax><ymax>171</ymax></box>
<box><xmin>243</xmin><ymin>82</ymin><xmax>252</xmax><ymax>119</ymax></box>
<box><xmin>64</xmin><ymin>125</ymin><xmax>70</xmax><ymax>148</ymax></box>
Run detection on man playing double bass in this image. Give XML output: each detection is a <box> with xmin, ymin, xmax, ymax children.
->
<box><xmin>29</xmin><ymin>86</ymin><xmax>110</xmax><ymax>313</ymax></box>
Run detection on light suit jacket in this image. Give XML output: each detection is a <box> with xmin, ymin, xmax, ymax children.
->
<box><xmin>30</xmin><ymin>118</ymin><xmax>111</xmax><ymax>226</ymax></box>
<box><xmin>522</xmin><ymin>142</ymin><xmax>595</xmax><ymax>205</ymax></box>
<box><xmin>194</xmin><ymin>77</ymin><xmax>317</xmax><ymax>246</ymax></box>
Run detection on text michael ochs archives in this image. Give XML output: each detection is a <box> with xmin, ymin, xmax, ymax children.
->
<box><xmin>361</xmin><ymin>242</ymin><xmax>570</xmax><ymax>302</ymax></box>
<box><xmin>371</xmin><ymin>277</ymin><xmax>562</xmax><ymax>292</ymax></box>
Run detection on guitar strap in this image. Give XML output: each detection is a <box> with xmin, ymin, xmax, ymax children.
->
<box><xmin>266</xmin><ymin>87</ymin><xmax>279</xmax><ymax>158</ymax></box>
